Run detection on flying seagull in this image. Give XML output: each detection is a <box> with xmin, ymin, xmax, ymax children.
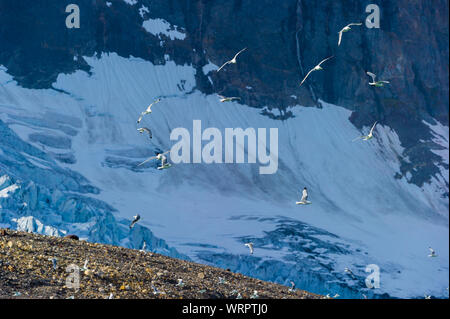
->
<box><xmin>137</xmin><ymin>127</ymin><xmax>152</xmax><ymax>139</ymax></box>
<box><xmin>344</xmin><ymin>267</ymin><xmax>356</xmax><ymax>279</ymax></box>
<box><xmin>352</xmin><ymin>121</ymin><xmax>377</xmax><ymax>142</ymax></box>
<box><xmin>217</xmin><ymin>48</ymin><xmax>247</xmax><ymax>72</ymax></box>
<box><xmin>244</xmin><ymin>242</ymin><xmax>254</xmax><ymax>254</ymax></box>
<box><xmin>289</xmin><ymin>281</ymin><xmax>296</xmax><ymax>292</ymax></box>
<box><xmin>300</xmin><ymin>187</ymin><xmax>308</xmax><ymax>202</ymax></box>
<box><xmin>48</xmin><ymin>258</ymin><xmax>58</xmax><ymax>270</ymax></box>
<box><xmin>299</xmin><ymin>56</ymin><xmax>334</xmax><ymax>87</ymax></box>
<box><xmin>366</xmin><ymin>72</ymin><xmax>390</xmax><ymax>87</ymax></box>
<box><xmin>250</xmin><ymin>290</ymin><xmax>259</xmax><ymax>299</ymax></box>
<box><xmin>138</xmin><ymin>150</ymin><xmax>170</xmax><ymax>167</ymax></box>
<box><xmin>137</xmin><ymin>98</ymin><xmax>161</xmax><ymax>124</ymax></box>
<box><xmin>81</xmin><ymin>258</ymin><xmax>89</xmax><ymax>271</ymax></box>
<box><xmin>218</xmin><ymin>95</ymin><xmax>241</xmax><ymax>103</ymax></box>
<box><xmin>176</xmin><ymin>279</ymin><xmax>185</xmax><ymax>287</ymax></box>
<box><xmin>338</xmin><ymin>23</ymin><xmax>363</xmax><ymax>46</ymax></box>
<box><xmin>424</xmin><ymin>294</ymin><xmax>431</xmax><ymax>299</ymax></box>
<box><xmin>129</xmin><ymin>214</ymin><xmax>141</xmax><ymax>229</ymax></box>
<box><xmin>428</xmin><ymin>247</ymin><xmax>437</xmax><ymax>257</ymax></box>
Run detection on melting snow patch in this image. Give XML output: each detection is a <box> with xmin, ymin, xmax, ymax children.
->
<box><xmin>143</xmin><ymin>18</ymin><xmax>186</xmax><ymax>41</ymax></box>
<box><xmin>139</xmin><ymin>5</ymin><xmax>149</xmax><ymax>18</ymax></box>
<box><xmin>122</xmin><ymin>0</ymin><xmax>137</xmax><ymax>5</ymax></box>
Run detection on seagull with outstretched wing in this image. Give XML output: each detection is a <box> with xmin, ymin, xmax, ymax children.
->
<box><xmin>137</xmin><ymin>98</ymin><xmax>161</xmax><ymax>123</ymax></box>
<box><xmin>366</xmin><ymin>72</ymin><xmax>390</xmax><ymax>87</ymax></box>
<box><xmin>299</xmin><ymin>56</ymin><xmax>334</xmax><ymax>87</ymax></box>
<box><xmin>138</xmin><ymin>150</ymin><xmax>170</xmax><ymax>167</ymax></box>
<box><xmin>244</xmin><ymin>242</ymin><xmax>254</xmax><ymax>254</ymax></box>
<box><xmin>137</xmin><ymin>127</ymin><xmax>152</xmax><ymax>139</ymax></box>
<box><xmin>428</xmin><ymin>247</ymin><xmax>437</xmax><ymax>257</ymax></box>
<box><xmin>338</xmin><ymin>23</ymin><xmax>362</xmax><ymax>46</ymax></box>
<box><xmin>217</xmin><ymin>48</ymin><xmax>247</xmax><ymax>72</ymax></box>
<box><xmin>352</xmin><ymin>121</ymin><xmax>378</xmax><ymax>142</ymax></box>
<box><xmin>218</xmin><ymin>95</ymin><xmax>241</xmax><ymax>103</ymax></box>
<box><xmin>129</xmin><ymin>214</ymin><xmax>141</xmax><ymax>229</ymax></box>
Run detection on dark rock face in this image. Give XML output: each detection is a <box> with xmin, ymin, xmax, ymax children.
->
<box><xmin>64</xmin><ymin>234</ymin><xmax>79</xmax><ymax>240</ymax></box>
<box><xmin>0</xmin><ymin>0</ymin><xmax>448</xmax><ymax>189</ymax></box>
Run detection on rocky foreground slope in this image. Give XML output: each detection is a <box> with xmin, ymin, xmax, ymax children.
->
<box><xmin>0</xmin><ymin>229</ymin><xmax>322</xmax><ymax>299</ymax></box>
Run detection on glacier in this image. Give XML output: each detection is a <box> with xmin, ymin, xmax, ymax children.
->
<box><xmin>0</xmin><ymin>53</ymin><xmax>448</xmax><ymax>299</ymax></box>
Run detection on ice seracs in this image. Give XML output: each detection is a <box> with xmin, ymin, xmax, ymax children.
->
<box><xmin>129</xmin><ymin>214</ymin><xmax>141</xmax><ymax>229</ymax></box>
<box><xmin>299</xmin><ymin>56</ymin><xmax>334</xmax><ymax>87</ymax></box>
<box><xmin>352</xmin><ymin>121</ymin><xmax>377</xmax><ymax>142</ymax></box>
<box><xmin>338</xmin><ymin>23</ymin><xmax>362</xmax><ymax>46</ymax></box>
<box><xmin>137</xmin><ymin>127</ymin><xmax>152</xmax><ymax>139</ymax></box>
<box><xmin>366</xmin><ymin>71</ymin><xmax>390</xmax><ymax>87</ymax></box>
<box><xmin>217</xmin><ymin>48</ymin><xmax>247</xmax><ymax>72</ymax></box>
<box><xmin>244</xmin><ymin>242</ymin><xmax>254</xmax><ymax>254</ymax></box>
<box><xmin>137</xmin><ymin>98</ymin><xmax>161</xmax><ymax>124</ymax></box>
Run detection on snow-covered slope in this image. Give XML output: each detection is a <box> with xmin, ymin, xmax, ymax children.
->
<box><xmin>0</xmin><ymin>53</ymin><xmax>448</xmax><ymax>298</ymax></box>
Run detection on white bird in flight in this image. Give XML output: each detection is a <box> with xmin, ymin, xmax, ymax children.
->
<box><xmin>289</xmin><ymin>281</ymin><xmax>296</xmax><ymax>292</ymax></box>
<box><xmin>218</xmin><ymin>95</ymin><xmax>241</xmax><ymax>103</ymax></box>
<box><xmin>129</xmin><ymin>214</ymin><xmax>141</xmax><ymax>229</ymax></box>
<box><xmin>244</xmin><ymin>242</ymin><xmax>254</xmax><ymax>254</ymax></box>
<box><xmin>352</xmin><ymin>121</ymin><xmax>377</xmax><ymax>142</ymax></box>
<box><xmin>137</xmin><ymin>98</ymin><xmax>161</xmax><ymax>124</ymax></box>
<box><xmin>81</xmin><ymin>258</ymin><xmax>89</xmax><ymax>271</ymax></box>
<box><xmin>366</xmin><ymin>72</ymin><xmax>390</xmax><ymax>87</ymax></box>
<box><xmin>338</xmin><ymin>23</ymin><xmax>362</xmax><ymax>46</ymax></box>
<box><xmin>299</xmin><ymin>56</ymin><xmax>334</xmax><ymax>86</ymax></box>
<box><xmin>48</xmin><ymin>258</ymin><xmax>58</xmax><ymax>270</ymax></box>
<box><xmin>344</xmin><ymin>267</ymin><xmax>356</xmax><ymax>278</ymax></box>
<box><xmin>137</xmin><ymin>127</ymin><xmax>152</xmax><ymax>139</ymax></box>
<box><xmin>300</xmin><ymin>187</ymin><xmax>308</xmax><ymax>202</ymax></box>
<box><xmin>138</xmin><ymin>150</ymin><xmax>170</xmax><ymax>167</ymax></box>
<box><xmin>428</xmin><ymin>247</ymin><xmax>437</xmax><ymax>257</ymax></box>
<box><xmin>217</xmin><ymin>48</ymin><xmax>247</xmax><ymax>72</ymax></box>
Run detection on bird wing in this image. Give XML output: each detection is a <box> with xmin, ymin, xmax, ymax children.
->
<box><xmin>217</xmin><ymin>61</ymin><xmax>231</xmax><ymax>72</ymax></box>
<box><xmin>299</xmin><ymin>68</ymin><xmax>314</xmax><ymax>86</ymax></box>
<box><xmin>146</xmin><ymin>99</ymin><xmax>161</xmax><ymax>112</ymax></box>
<box><xmin>137</xmin><ymin>114</ymin><xmax>143</xmax><ymax>124</ymax></box>
<box><xmin>352</xmin><ymin>135</ymin><xmax>364</xmax><ymax>142</ymax></box>
<box><xmin>137</xmin><ymin>155</ymin><xmax>157</xmax><ymax>166</ymax></box>
<box><xmin>338</xmin><ymin>30</ymin><xmax>343</xmax><ymax>46</ymax></box>
<box><xmin>429</xmin><ymin>247</ymin><xmax>435</xmax><ymax>253</ymax></box>
<box><xmin>318</xmin><ymin>55</ymin><xmax>334</xmax><ymax>67</ymax></box>
<box><xmin>142</xmin><ymin>127</ymin><xmax>152</xmax><ymax>138</ymax></box>
<box><xmin>347</xmin><ymin>22</ymin><xmax>363</xmax><ymax>27</ymax></box>
<box><xmin>366</xmin><ymin>71</ymin><xmax>376</xmax><ymax>82</ymax></box>
<box><xmin>379</xmin><ymin>80</ymin><xmax>390</xmax><ymax>84</ymax></box>
<box><xmin>233</xmin><ymin>47</ymin><xmax>247</xmax><ymax>60</ymax></box>
<box><xmin>369</xmin><ymin>121</ymin><xmax>377</xmax><ymax>135</ymax></box>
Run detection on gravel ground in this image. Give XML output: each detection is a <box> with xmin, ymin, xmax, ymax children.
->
<box><xmin>0</xmin><ymin>229</ymin><xmax>323</xmax><ymax>299</ymax></box>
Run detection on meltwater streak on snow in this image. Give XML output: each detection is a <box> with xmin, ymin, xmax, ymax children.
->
<box><xmin>0</xmin><ymin>53</ymin><xmax>448</xmax><ymax>298</ymax></box>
